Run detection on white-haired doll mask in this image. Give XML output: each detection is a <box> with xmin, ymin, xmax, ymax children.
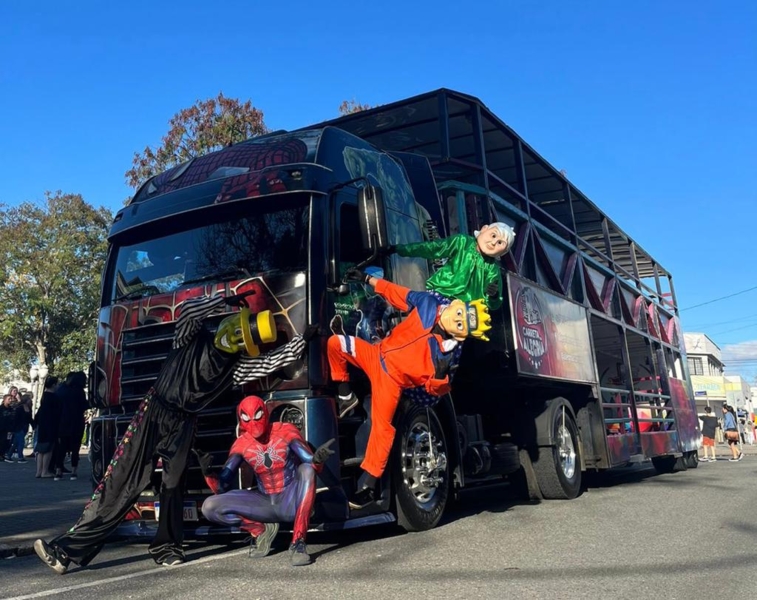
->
<box><xmin>474</xmin><ymin>222</ymin><xmax>516</xmax><ymax>259</ymax></box>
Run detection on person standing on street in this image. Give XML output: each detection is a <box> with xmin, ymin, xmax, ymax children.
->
<box><xmin>34</xmin><ymin>376</ymin><xmax>60</xmax><ymax>478</ymax></box>
<box><xmin>10</xmin><ymin>393</ymin><xmax>33</xmax><ymax>463</ymax></box>
<box><xmin>52</xmin><ymin>372</ymin><xmax>89</xmax><ymax>481</ymax></box>
<box><xmin>0</xmin><ymin>394</ymin><xmax>16</xmax><ymax>462</ymax></box>
<box><xmin>722</xmin><ymin>404</ymin><xmax>743</xmax><ymax>462</ymax></box>
<box><xmin>698</xmin><ymin>406</ymin><xmax>718</xmax><ymax>462</ymax></box>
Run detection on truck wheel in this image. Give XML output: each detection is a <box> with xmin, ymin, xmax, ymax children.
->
<box><xmin>393</xmin><ymin>402</ymin><xmax>449</xmax><ymax>532</ymax></box>
<box><xmin>684</xmin><ymin>450</ymin><xmax>698</xmax><ymax>469</ymax></box>
<box><xmin>652</xmin><ymin>455</ymin><xmax>688</xmax><ymax>473</ymax></box>
<box><xmin>533</xmin><ymin>404</ymin><xmax>582</xmax><ymax>499</ymax></box>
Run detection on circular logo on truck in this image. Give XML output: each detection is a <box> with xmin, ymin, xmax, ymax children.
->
<box><xmin>515</xmin><ymin>286</ymin><xmax>548</xmax><ymax>370</ymax></box>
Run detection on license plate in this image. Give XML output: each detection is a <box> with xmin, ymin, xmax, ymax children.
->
<box><xmin>153</xmin><ymin>501</ymin><xmax>199</xmax><ymax>521</ymax></box>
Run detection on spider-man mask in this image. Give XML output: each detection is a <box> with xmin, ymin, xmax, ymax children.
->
<box><xmin>238</xmin><ymin>395</ymin><xmax>269</xmax><ymax>439</ymax></box>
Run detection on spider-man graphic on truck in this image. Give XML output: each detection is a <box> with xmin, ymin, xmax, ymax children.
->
<box><xmin>87</xmin><ymin>89</ymin><xmax>699</xmax><ymax>549</ymax></box>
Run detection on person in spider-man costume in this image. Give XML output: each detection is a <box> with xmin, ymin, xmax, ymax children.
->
<box><xmin>200</xmin><ymin>395</ymin><xmax>335</xmax><ymax>566</ymax></box>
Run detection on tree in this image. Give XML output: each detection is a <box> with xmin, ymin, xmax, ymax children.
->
<box><xmin>0</xmin><ymin>192</ymin><xmax>112</xmax><ymax>376</ymax></box>
<box><xmin>338</xmin><ymin>99</ymin><xmax>372</xmax><ymax>115</ymax></box>
<box><xmin>125</xmin><ymin>93</ymin><xmax>268</xmax><ymax>189</ymax></box>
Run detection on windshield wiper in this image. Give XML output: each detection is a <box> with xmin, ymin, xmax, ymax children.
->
<box><xmin>113</xmin><ymin>284</ymin><xmax>160</xmax><ymax>303</ymax></box>
<box><xmin>183</xmin><ymin>267</ymin><xmax>251</xmax><ymax>287</ymax></box>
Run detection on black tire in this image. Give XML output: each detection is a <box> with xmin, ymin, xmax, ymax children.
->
<box><xmin>532</xmin><ymin>402</ymin><xmax>582</xmax><ymax>499</ymax></box>
<box><xmin>652</xmin><ymin>455</ymin><xmax>688</xmax><ymax>473</ymax></box>
<box><xmin>392</xmin><ymin>402</ymin><xmax>449</xmax><ymax>532</ymax></box>
<box><xmin>684</xmin><ymin>450</ymin><xmax>698</xmax><ymax>469</ymax></box>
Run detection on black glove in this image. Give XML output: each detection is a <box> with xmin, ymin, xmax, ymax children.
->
<box><xmin>193</xmin><ymin>448</ymin><xmax>217</xmax><ymax>477</ymax></box>
<box><xmin>485</xmin><ymin>281</ymin><xmax>499</xmax><ymax>298</ymax></box>
<box><xmin>224</xmin><ymin>289</ymin><xmax>257</xmax><ymax>307</ymax></box>
<box><xmin>303</xmin><ymin>324</ymin><xmax>319</xmax><ymax>343</ymax></box>
<box><xmin>344</xmin><ymin>267</ymin><xmax>370</xmax><ymax>284</ymax></box>
<box><xmin>313</xmin><ymin>438</ymin><xmax>336</xmax><ymax>465</ymax></box>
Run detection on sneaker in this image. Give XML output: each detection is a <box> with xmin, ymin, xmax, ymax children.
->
<box><xmin>53</xmin><ymin>471</ymin><xmax>62</xmax><ymax>481</ymax></box>
<box><xmin>337</xmin><ymin>393</ymin><xmax>359</xmax><ymax>418</ymax></box>
<box><xmin>160</xmin><ymin>556</ymin><xmax>184</xmax><ymax>567</ymax></box>
<box><xmin>289</xmin><ymin>538</ymin><xmax>312</xmax><ymax>566</ymax></box>
<box><xmin>698</xmin><ymin>457</ymin><xmax>709</xmax><ymax>462</ymax></box>
<box><xmin>737</xmin><ymin>452</ymin><xmax>744</xmax><ymax>461</ymax></box>
<box><xmin>249</xmin><ymin>522</ymin><xmax>279</xmax><ymax>559</ymax></box>
<box><xmin>33</xmin><ymin>539</ymin><xmax>69</xmax><ymax>574</ymax></box>
<box><xmin>17</xmin><ymin>459</ymin><xmax>27</xmax><ymax>464</ymax></box>
<box><xmin>348</xmin><ymin>485</ymin><xmax>376</xmax><ymax>510</ymax></box>
<box><xmin>70</xmin><ymin>474</ymin><xmax>78</xmax><ymax>481</ymax></box>
<box><xmin>4</xmin><ymin>458</ymin><xmax>14</xmax><ymax>464</ymax></box>
<box><xmin>729</xmin><ymin>457</ymin><xmax>739</xmax><ymax>462</ymax></box>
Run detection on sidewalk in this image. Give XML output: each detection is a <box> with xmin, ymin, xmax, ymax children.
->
<box><xmin>0</xmin><ymin>450</ymin><xmax>93</xmax><ymax>559</ymax></box>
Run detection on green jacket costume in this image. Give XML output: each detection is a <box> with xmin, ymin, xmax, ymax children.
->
<box><xmin>396</xmin><ymin>234</ymin><xmax>503</xmax><ymax>310</ymax></box>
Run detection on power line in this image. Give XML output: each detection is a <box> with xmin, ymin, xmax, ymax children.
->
<box><xmin>684</xmin><ymin>312</ymin><xmax>757</xmax><ymax>329</ymax></box>
<box><xmin>681</xmin><ymin>285</ymin><xmax>757</xmax><ymax>311</ymax></box>
<box><xmin>707</xmin><ymin>322</ymin><xmax>757</xmax><ymax>337</ymax></box>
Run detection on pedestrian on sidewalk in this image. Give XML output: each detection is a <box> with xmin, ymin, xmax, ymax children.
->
<box><xmin>10</xmin><ymin>393</ymin><xmax>33</xmax><ymax>463</ymax></box>
<box><xmin>52</xmin><ymin>372</ymin><xmax>88</xmax><ymax>481</ymax></box>
<box><xmin>699</xmin><ymin>406</ymin><xmax>718</xmax><ymax>462</ymax></box>
<box><xmin>722</xmin><ymin>404</ymin><xmax>743</xmax><ymax>462</ymax></box>
<box><xmin>34</xmin><ymin>376</ymin><xmax>60</xmax><ymax>478</ymax></box>
<box><xmin>0</xmin><ymin>394</ymin><xmax>16</xmax><ymax>462</ymax></box>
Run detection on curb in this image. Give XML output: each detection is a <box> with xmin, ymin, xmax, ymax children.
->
<box><xmin>0</xmin><ymin>542</ymin><xmax>35</xmax><ymax>560</ymax></box>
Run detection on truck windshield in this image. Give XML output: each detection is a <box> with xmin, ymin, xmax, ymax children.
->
<box><xmin>107</xmin><ymin>198</ymin><xmax>309</xmax><ymax>303</ymax></box>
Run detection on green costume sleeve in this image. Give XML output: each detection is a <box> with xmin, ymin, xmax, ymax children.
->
<box><xmin>396</xmin><ymin>235</ymin><xmax>462</xmax><ymax>261</ymax></box>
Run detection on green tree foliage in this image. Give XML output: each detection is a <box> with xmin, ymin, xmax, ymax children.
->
<box><xmin>125</xmin><ymin>93</ymin><xmax>268</xmax><ymax>189</ymax></box>
<box><xmin>0</xmin><ymin>192</ymin><xmax>112</xmax><ymax>376</ymax></box>
<box><xmin>338</xmin><ymin>99</ymin><xmax>372</xmax><ymax>115</ymax></box>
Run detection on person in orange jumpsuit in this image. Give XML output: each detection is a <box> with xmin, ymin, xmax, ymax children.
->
<box><xmin>328</xmin><ymin>267</ymin><xmax>492</xmax><ymax>508</ymax></box>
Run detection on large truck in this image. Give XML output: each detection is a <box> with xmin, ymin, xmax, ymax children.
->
<box><xmin>89</xmin><ymin>89</ymin><xmax>699</xmax><ymax>536</ymax></box>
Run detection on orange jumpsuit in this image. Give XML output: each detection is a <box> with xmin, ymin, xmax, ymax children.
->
<box><xmin>327</xmin><ymin>279</ymin><xmax>457</xmax><ymax>477</ymax></box>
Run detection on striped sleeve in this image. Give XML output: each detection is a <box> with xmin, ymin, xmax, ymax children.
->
<box><xmin>232</xmin><ymin>334</ymin><xmax>307</xmax><ymax>385</ymax></box>
<box><xmin>172</xmin><ymin>295</ymin><xmax>227</xmax><ymax>349</ymax></box>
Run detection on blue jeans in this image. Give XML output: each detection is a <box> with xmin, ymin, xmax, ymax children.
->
<box><xmin>11</xmin><ymin>431</ymin><xmax>27</xmax><ymax>460</ymax></box>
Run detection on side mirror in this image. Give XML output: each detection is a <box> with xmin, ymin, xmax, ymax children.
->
<box><xmin>357</xmin><ymin>184</ymin><xmax>389</xmax><ymax>252</ymax></box>
<box><xmin>87</xmin><ymin>361</ymin><xmax>105</xmax><ymax>408</ymax></box>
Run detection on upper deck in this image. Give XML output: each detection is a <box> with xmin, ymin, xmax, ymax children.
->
<box><xmin>308</xmin><ymin>89</ymin><xmax>677</xmax><ymax>315</ymax></box>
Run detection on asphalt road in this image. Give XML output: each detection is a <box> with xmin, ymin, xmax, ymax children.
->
<box><xmin>2</xmin><ymin>458</ymin><xmax>756</xmax><ymax>600</ymax></box>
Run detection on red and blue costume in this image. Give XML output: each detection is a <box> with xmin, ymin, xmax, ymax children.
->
<box><xmin>327</xmin><ymin>278</ymin><xmax>458</xmax><ymax>479</ymax></box>
<box><xmin>201</xmin><ymin>395</ymin><xmax>332</xmax><ymax>565</ymax></box>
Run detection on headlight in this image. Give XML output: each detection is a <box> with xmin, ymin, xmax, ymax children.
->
<box><xmin>272</xmin><ymin>405</ymin><xmax>305</xmax><ymax>432</ymax></box>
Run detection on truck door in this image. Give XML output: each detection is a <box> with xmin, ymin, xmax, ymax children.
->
<box><xmin>331</xmin><ymin>198</ymin><xmax>393</xmax><ymax>343</ymax></box>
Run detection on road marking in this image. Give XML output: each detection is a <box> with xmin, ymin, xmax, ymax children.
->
<box><xmin>5</xmin><ymin>548</ymin><xmax>248</xmax><ymax>600</ymax></box>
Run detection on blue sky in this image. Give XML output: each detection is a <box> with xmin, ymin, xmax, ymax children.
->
<box><xmin>2</xmin><ymin>1</ymin><xmax>756</xmax><ymax>376</ymax></box>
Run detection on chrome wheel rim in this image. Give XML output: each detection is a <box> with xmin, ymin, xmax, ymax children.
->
<box><xmin>557</xmin><ymin>424</ymin><xmax>576</xmax><ymax>480</ymax></box>
<box><xmin>401</xmin><ymin>421</ymin><xmax>447</xmax><ymax>505</ymax></box>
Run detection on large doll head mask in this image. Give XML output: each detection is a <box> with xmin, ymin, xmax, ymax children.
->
<box><xmin>475</xmin><ymin>222</ymin><xmax>516</xmax><ymax>259</ymax></box>
<box><xmin>238</xmin><ymin>395</ymin><xmax>270</xmax><ymax>439</ymax></box>
<box><xmin>439</xmin><ymin>299</ymin><xmax>492</xmax><ymax>342</ymax></box>
<box><xmin>214</xmin><ymin>308</ymin><xmax>276</xmax><ymax>356</ymax></box>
